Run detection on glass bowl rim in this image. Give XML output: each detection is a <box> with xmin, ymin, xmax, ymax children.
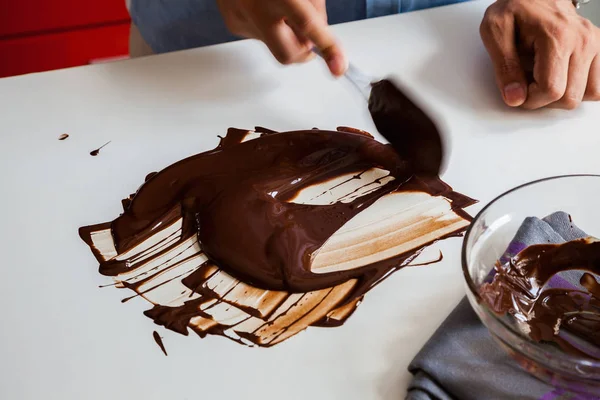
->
<box><xmin>461</xmin><ymin>173</ymin><xmax>600</xmax><ymax>368</ymax></box>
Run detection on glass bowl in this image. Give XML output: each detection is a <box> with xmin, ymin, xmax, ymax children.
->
<box><xmin>462</xmin><ymin>175</ymin><xmax>600</xmax><ymax>395</ymax></box>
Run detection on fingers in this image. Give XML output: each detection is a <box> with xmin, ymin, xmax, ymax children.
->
<box><xmin>279</xmin><ymin>0</ymin><xmax>347</xmax><ymax>76</ymax></box>
<box><xmin>217</xmin><ymin>0</ymin><xmax>255</xmax><ymax>37</ymax></box>
<box><xmin>548</xmin><ymin>52</ymin><xmax>593</xmax><ymax>109</ymax></box>
<box><xmin>479</xmin><ymin>0</ymin><xmax>600</xmax><ymax>110</ymax></box>
<box><xmin>262</xmin><ymin>22</ymin><xmax>315</xmax><ymax>65</ymax></box>
<box><xmin>522</xmin><ymin>38</ymin><xmax>570</xmax><ymax>109</ymax></box>
<box><xmin>309</xmin><ymin>0</ymin><xmax>328</xmax><ymax>20</ymax></box>
<box><xmin>251</xmin><ymin>5</ymin><xmax>314</xmax><ymax>65</ymax></box>
<box><xmin>549</xmin><ymin>19</ymin><xmax>598</xmax><ymax>109</ymax></box>
<box><xmin>283</xmin><ymin>0</ymin><xmax>328</xmax><ymax>52</ymax></box>
<box><xmin>286</xmin><ymin>21</ymin><xmax>315</xmax><ymax>53</ymax></box>
<box><xmin>480</xmin><ymin>9</ymin><xmax>528</xmax><ymax>107</ymax></box>
<box><xmin>219</xmin><ymin>0</ymin><xmax>344</xmax><ymax>75</ymax></box>
<box><xmin>584</xmin><ymin>55</ymin><xmax>600</xmax><ymax>101</ymax></box>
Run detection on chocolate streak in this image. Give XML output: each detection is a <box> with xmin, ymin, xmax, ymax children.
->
<box><xmin>480</xmin><ymin>238</ymin><xmax>600</xmax><ymax>359</ymax></box>
<box><xmin>79</xmin><ymin>127</ymin><xmax>475</xmax><ymax>347</ymax></box>
<box><xmin>153</xmin><ymin>331</ymin><xmax>168</xmax><ymax>356</ymax></box>
<box><xmin>90</xmin><ymin>141</ymin><xmax>111</xmax><ymax>156</ymax></box>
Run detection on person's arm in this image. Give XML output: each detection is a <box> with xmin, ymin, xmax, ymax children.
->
<box><xmin>216</xmin><ymin>0</ymin><xmax>347</xmax><ymax>76</ymax></box>
<box><xmin>480</xmin><ymin>0</ymin><xmax>600</xmax><ymax>109</ymax></box>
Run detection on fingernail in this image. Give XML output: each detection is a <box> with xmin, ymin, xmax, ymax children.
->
<box><xmin>503</xmin><ymin>82</ymin><xmax>526</xmax><ymax>107</ymax></box>
<box><xmin>329</xmin><ymin>55</ymin><xmax>348</xmax><ymax>77</ymax></box>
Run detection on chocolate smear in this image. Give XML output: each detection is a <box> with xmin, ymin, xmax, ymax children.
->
<box><xmin>79</xmin><ymin>127</ymin><xmax>475</xmax><ymax>347</ymax></box>
<box><xmin>153</xmin><ymin>331</ymin><xmax>168</xmax><ymax>356</ymax></box>
<box><xmin>90</xmin><ymin>141</ymin><xmax>111</xmax><ymax>156</ymax></box>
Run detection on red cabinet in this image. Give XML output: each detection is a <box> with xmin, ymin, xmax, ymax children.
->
<box><xmin>0</xmin><ymin>0</ymin><xmax>131</xmax><ymax>78</ymax></box>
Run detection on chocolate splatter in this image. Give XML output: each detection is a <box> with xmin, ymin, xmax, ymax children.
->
<box><xmin>153</xmin><ymin>331</ymin><xmax>168</xmax><ymax>356</ymax></box>
<box><xmin>79</xmin><ymin>127</ymin><xmax>474</xmax><ymax>347</ymax></box>
<box><xmin>58</xmin><ymin>134</ymin><xmax>69</xmax><ymax>141</ymax></box>
<box><xmin>90</xmin><ymin>141</ymin><xmax>111</xmax><ymax>156</ymax></box>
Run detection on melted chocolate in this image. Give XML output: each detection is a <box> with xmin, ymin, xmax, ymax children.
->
<box><xmin>79</xmin><ymin>127</ymin><xmax>474</xmax><ymax>347</ymax></box>
<box><xmin>408</xmin><ymin>251</ymin><xmax>443</xmax><ymax>267</ymax></box>
<box><xmin>90</xmin><ymin>141</ymin><xmax>111</xmax><ymax>156</ymax></box>
<box><xmin>369</xmin><ymin>80</ymin><xmax>443</xmax><ymax>176</ymax></box>
<box><xmin>153</xmin><ymin>331</ymin><xmax>168</xmax><ymax>356</ymax></box>
<box><xmin>58</xmin><ymin>133</ymin><xmax>69</xmax><ymax>141</ymax></box>
<box><xmin>100</xmin><ymin>129</ymin><xmax>457</xmax><ymax>292</ymax></box>
<box><xmin>480</xmin><ymin>238</ymin><xmax>600</xmax><ymax>359</ymax></box>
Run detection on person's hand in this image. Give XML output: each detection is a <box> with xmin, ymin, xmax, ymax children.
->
<box><xmin>480</xmin><ymin>0</ymin><xmax>600</xmax><ymax>109</ymax></box>
<box><xmin>216</xmin><ymin>0</ymin><xmax>347</xmax><ymax>76</ymax></box>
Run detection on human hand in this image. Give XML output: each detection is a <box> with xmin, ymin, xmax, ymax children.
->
<box><xmin>216</xmin><ymin>0</ymin><xmax>347</xmax><ymax>76</ymax></box>
<box><xmin>480</xmin><ymin>0</ymin><xmax>600</xmax><ymax>109</ymax></box>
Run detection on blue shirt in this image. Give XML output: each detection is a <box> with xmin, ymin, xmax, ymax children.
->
<box><xmin>130</xmin><ymin>0</ymin><xmax>468</xmax><ymax>54</ymax></box>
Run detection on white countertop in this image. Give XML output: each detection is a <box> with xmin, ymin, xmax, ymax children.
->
<box><xmin>1</xmin><ymin>1</ymin><xmax>599</xmax><ymax>399</ymax></box>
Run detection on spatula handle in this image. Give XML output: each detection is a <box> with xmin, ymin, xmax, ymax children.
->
<box><xmin>311</xmin><ymin>48</ymin><xmax>372</xmax><ymax>101</ymax></box>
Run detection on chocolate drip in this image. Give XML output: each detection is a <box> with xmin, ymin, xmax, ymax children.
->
<box><xmin>90</xmin><ymin>141</ymin><xmax>111</xmax><ymax>156</ymax></box>
<box><xmin>152</xmin><ymin>331</ymin><xmax>168</xmax><ymax>356</ymax></box>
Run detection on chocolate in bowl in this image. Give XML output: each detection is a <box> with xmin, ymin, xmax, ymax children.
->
<box><xmin>462</xmin><ymin>175</ymin><xmax>600</xmax><ymax>395</ymax></box>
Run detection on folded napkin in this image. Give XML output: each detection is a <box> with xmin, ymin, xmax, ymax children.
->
<box><xmin>406</xmin><ymin>212</ymin><xmax>596</xmax><ymax>400</ymax></box>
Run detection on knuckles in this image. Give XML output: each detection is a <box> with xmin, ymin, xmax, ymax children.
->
<box><xmin>544</xmin><ymin>21</ymin><xmax>569</xmax><ymax>44</ymax></box>
<box><xmin>576</xmin><ymin>19</ymin><xmax>598</xmax><ymax>53</ymax></box>
<box><xmin>499</xmin><ymin>58</ymin><xmax>523</xmax><ymax>76</ymax></box>
<box><xmin>274</xmin><ymin>52</ymin><xmax>296</xmax><ymax>65</ymax></box>
<box><xmin>560</xmin><ymin>94</ymin><xmax>582</xmax><ymax>110</ymax></box>
<box><xmin>480</xmin><ymin>7</ymin><xmax>508</xmax><ymax>39</ymax></box>
<box><xmin>273</xmin><ymin>48</ymin><xmax>311</xmax><ymax>65</ymax></box>
<box><xmin>587</xmin><ymin>79</ymin><xmax>600</xmax><ymax>101</ymax></box>
<box><xmin>219</xmin><ymin>0</ymin><xmax>252</xmax><ymax>36</ymax></box>
<box><xmin>541</xmin><ymin>81</ymin><xmax>565</xmax><ymax>102</ymax></box>
<box><xmin>292</xmin><ymin>15</ymin><xmax>319</xmax><ymax>37</ymax></box>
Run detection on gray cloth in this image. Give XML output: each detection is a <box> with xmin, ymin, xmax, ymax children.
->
<box><xmin>406</xmin><ymin>212</ymin><xmax>594</xmax><ymax>400</ymax></box>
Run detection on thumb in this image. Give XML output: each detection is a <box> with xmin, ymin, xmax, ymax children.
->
<box><xmin>498</xmin><ymin>60</ymin><xmax>528</xmax><ymax>107</ymax></box>
<box><xmin>480</xmin><ymin>12</ymin><xmax>528</xmax><ymax>107</ymax></box>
